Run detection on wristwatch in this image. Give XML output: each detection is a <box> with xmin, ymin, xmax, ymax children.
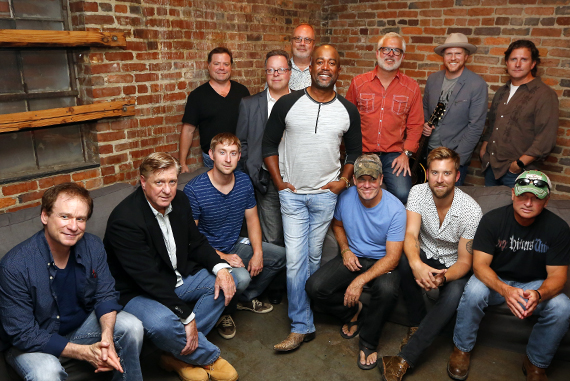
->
<box><xmin>516</xmin><ymin>159</ymin><xmax>526</xmax><ymax>171</ymax></box>
<box><xmin>403</xmin><ymin>150</ymin><xmax>413</xmax><ymax>158</ymax></box>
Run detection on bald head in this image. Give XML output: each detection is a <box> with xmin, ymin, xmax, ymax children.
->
<box><xmin>291</xmin><ymin>24</ymin><xmax>316</xmax><ymax>61</ymax></box>
<box><xmin>310</xmin><ymin>45</ymin><xmax>341</xmax><ymax>90</ymax></box>
<box><xmin>311</xmin><ymin>45</ymin><xmax>341</xmax><ymax>66</ymax></box>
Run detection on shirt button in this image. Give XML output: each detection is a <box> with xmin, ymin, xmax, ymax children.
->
<box><xmin>50</xmin><ymin>276</ymin><xmax>53</xmax><ymax>280</ymax></box>
<box><xmin>496</xmin><ymin>128</ymin><xmax>498</xmax><ymax>130</ymax></box>
<box><xmin>56</xmin><ymin>315</ymin><xmax>60</xmax><ymax>319</ymax></box>
<box><xmin>493</xmin><ymin>141</ymin><xmax>495</xmax><ymax>143</ymax></box>
<box><xmin>491</xmin><ymin>153</ymin><xmax>494</xmax><ymax>155</ymax></box>
<box><xmin>501</xmin><ymin>115</ymin><xmax>503</xmax><ymax>118</ymax></box>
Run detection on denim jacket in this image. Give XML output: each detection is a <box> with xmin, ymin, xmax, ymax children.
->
<box><xmin>0</xmin><ymin>231</ymin><xmax>122</xmax><ymax>357</ymax></box>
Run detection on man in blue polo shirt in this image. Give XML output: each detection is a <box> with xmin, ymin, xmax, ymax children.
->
<box><xmin>0</xmin><ymin>183</ymin><xmax>143</xmax><ymax>381</ymax></box>
<box><xmin>184</xmin><ymin>133</ymin><xmax>286</xmax><ymax>340</ymax></box>
<box><xmin>306</xmin><ymin>154</ymin><xmax>405</xmax><ymax>370</ymax></box>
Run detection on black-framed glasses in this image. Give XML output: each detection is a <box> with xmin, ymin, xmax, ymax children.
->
<box><xmin>515</xmin><ymin>178</ymin><xmax>550</xmax><ymax>190</ymax></box>
<box><xmin>265</xmin><ymin>68</ymin><xmax>291</xmax><ymax>75</ymax></box>
<box><xmin>378</xmin><ymin>47</ymin><xmax>404</xmax><ymax>56</ymax></box>
<box><xmin>292</xmin><ymin>36</ymin><xmax>315</xmax><ymax>44</ymax></box>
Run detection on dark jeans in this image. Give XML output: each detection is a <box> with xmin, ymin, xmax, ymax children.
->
<box><xmin>484</xmin><ymin>167</ymin><xmax>518</xmax><ymax>188</ymax></box>
<box><xmin>306</xmin><ymin>255</ymin><xmax>400</xmax><ymax>349</ymax></box>
<box><xmin>398</xmin><ymin>250</ymin><xmax>469</xmax><ymax>367</ymax></box>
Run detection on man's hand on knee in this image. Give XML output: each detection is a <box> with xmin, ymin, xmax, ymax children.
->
<box><xmin>214</xmin><ymin>268</ymin><xmax>236</xmax><ymax>306</ymax></box>
<box><xmin>85</xmin><ymin>342</ymin><xmax>123</xmax><ymax>373</ymax></box>
<box><xmin>181</xmin><ymin>320</ymin><xmax>199</xmax><ymax>355</ymax></box>
<box><xmin>502</xmin><ymin>286</ymin><xmax>528</xmax><ymax>319</ymax></box>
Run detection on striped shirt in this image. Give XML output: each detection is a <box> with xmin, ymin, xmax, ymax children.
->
<box><xmin>184</xmin><ymin>171</ymin><xmax>256</xmax><ymax>253</ymax></box>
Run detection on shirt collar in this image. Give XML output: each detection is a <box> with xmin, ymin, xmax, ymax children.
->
<box><xmin>506</xmin><ymin>76</ymin><xmax>540</xmax><ymax>91</ymax></box>
<box><xmin>266</xmin><ymin>87</ymin><xmax>291</xmax><ymax>103</ymax></box>
<box><xmin>291</xmin><ymin>59</ymin><xmax>309</xmax><ymax>72</ymax></box>
<box><xmin>147</xmin><ymin>200</ymin><xmax>173</xmax><ymax>217</ymax></box>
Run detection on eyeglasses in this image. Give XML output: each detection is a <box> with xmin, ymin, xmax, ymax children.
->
<box><xmin>378</xmin><ymin>47</ymin><xmax>404</xmax><ymax>56</ymax></box>
<box><xmin>265</xmin><ymin>68</ymin><xmax>291</xmax><ymax>75</ymax></box>
<box><xmin>292</xmin><ymin>36</ymin><xmax>315</xmax><ymax>44</ymax></box>
<box><xmin>515</xmin><ymin>178</ymin><xmax>550</xmax><ymax>190</ymax></box>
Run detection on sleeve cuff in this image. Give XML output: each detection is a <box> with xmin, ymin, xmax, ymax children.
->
<box><xmin>212</xmin><ymin>263</ymin><xmax>232</xmax><ymax>276</ymax></box>
<box><xmin>43</xmin><ymin>334</ymin><xmax>68</xmax><ymax>357</ymax></box>
<box><xmin>180</xmin><ymin>312</ymin><xmax>196</xmax><ymax>325</ymax></box>
<box><xmin>95</xmin><ymin>300</ymin><xmax>123</xmax><ymax>320</ymax></box>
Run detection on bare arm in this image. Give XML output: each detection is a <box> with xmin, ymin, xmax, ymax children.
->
<box><xmin>403</xmin><ymin>210</ymin><xmax>446</xmax><ymax>290</ymax></box>
<box><xmin>61</xmin><ymin>311</ymin><xmax>123</xmax><ymax>373</ymax></box>
<box><xmin>435</xmin><ymin>237</ymin><xmax>473</xmax><ymax>286</ymax></box>
<box><xmin>245</xmin><ymin>206</ymin><xmax>264</xmax><ymax>277</ymax></box>
<box><xmin>179</xmin><ymin>123</ymin><xmax>196</xmax><ymax>173</ymax></box>
<box><xmin>264</xmin><ymin>155</ymin><xmax>295</xmax><ymax>191</ymax></box>
<box><xmin>332</xmin><ymin>218</ymin><xmax>361</xmax><ymax>272</ymax></box>
<box><xmin>344</xmin><ymin>240</ymin><xmax>403</xmax><ymax>307</ymax></box>
<box><xmin>523</xmin><ymin>265</ymin><xmax>568</xmax><ymax>318</ymax></box>
<box><xmin>321</xmin><ymin>164</ymin><xmax>354</xmax><ymax>195</ymax></box>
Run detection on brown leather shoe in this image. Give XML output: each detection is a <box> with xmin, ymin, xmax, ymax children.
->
<box><xmin>399</xmin><ymin>326</ymin><xmax>419</xmax><ymax>351</ymax></box>
<box><xmin>202</xmin><ymin>357</ymin><xmax>238</xmax><ymax>381</ymax></box>
<box><xmin>273</xmin><ymin>331</ymin><xmax>316</xmax><ymax>352</ymax></box>
<box><xmin>447</xmin><ymin>346</ymin><xmax>470</xmax><ymax>380</ymax></box>
<box><xmin>160</xmin><ymin>353</ymin><xmax>209</xmax><ymax>381</ymax></box>
<box><xmin>522</xmin><ymin>355</ymin><xmax>548</xmax><ymax>381</ymax></box>
<box><xmin>381</xmin><ymin>356</ymin><xmax>409</xmax><ymax>381</ymax></box>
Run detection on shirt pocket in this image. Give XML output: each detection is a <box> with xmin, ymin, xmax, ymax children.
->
<box><xmin>392</xmin><ymin>95</ymin><xmax>409</xmax><ymax>115</ymax></box>
<box><xmin>357</xmin><ymin>93</ymin><xmax>375</xmax><ymax>114</ymax></box>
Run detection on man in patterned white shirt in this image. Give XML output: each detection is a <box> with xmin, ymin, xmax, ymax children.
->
<box><xmin>380</xmin><ymin>147</ymin><xmax>482</xmax><ymax>381</ymax></box>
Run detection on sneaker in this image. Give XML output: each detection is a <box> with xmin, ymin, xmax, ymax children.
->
<box><xmin>237</xmin><ymin>298</ymin><xmax>274</xmax><ymax>314</ymax></box>
<box><xmin>216</xmin><ymin>315</ymin><xmax>236</xmax><ymax>339</ymax></box>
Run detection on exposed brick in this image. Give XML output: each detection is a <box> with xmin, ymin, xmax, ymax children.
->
<box><xmin>0</xmin><ymin>197</ymin><xmax>17</xmax><ymax>209</ymax></box>
<box><xmin>3</xmin><ymin>181</ymin><xmax>38</xmax><ymax>196</ymax></box>
<box><xmin>18</xmin><ymin>190</ymin><xmax>46</xmax><ymax>204</ymax></box>
<box><xmin>38</xmin><ymin>174</ymin><xmax>72</xmax><ymax>189</ymax></box>
<box><xmin>72</xmin><ymin>169</ymin><xmax>101</xmax><ymax>181</ymax></box>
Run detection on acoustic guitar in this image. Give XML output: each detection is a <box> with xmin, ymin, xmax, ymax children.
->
<box><xmin>410</xmin><ymin>102</ymin><xmax>446</xmax><ymax>185</ymax></box>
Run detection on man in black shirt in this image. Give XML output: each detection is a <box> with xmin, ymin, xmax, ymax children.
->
<box><xmin>448</xmin><ymin>170</ymin><xmax>570</xmax><ymax>381</ymax></box>
<box><xmin>179</xmin><ymin>47</ymin><xmax>250</xmax><ymax>173</ymax></box>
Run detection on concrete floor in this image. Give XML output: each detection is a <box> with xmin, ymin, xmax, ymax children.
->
<box><xmin>142</xmin><ymin>300</ymin><xmax>570</xmax><ymax>381</ymax></box>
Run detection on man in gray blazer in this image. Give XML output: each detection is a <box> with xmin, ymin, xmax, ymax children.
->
<box><xmin>236</xmin><ymin>50</ymin><xmax>291</xmax><ymax>247</ymax></box>
<box><xmin>423</xmin><ymin>33</ymin><xmax>488</xmax><ymax>185</ymax></box>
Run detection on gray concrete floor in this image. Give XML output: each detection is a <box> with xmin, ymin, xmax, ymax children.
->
<box><xmin>142</xmin><ymin>300</ymin><xmax>570</xmax><ymax>381</ymax></box>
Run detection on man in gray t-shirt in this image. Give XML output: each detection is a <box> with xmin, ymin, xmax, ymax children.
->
<box><xmin>422</xmin><ymin>33</ymin><xmax>488</xmax><ymax>185</ymax></box>
<box><xmin>262</xmin><ymin>45</ymin><xmax>362</xmax><ymax>352</ymax></box>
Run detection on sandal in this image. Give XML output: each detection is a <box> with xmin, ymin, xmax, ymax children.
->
<box><xmin>340</xmin><ymin>318</ymin><xmax>361</xmax><ymax>339</ymax></box>
<box><xmin>357</xmin><ymin>341</ymin><xmax>378</xmax><ymax>370</ymax></box>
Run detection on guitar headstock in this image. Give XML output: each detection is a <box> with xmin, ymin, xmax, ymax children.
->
<box><xmin>427</xmin><ymin>102</ymin><xmax>446</xmax><ymax>127</ymax></box>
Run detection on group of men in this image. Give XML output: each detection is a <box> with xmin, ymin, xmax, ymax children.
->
<box><xmin>0</xmin><ymin>23</ymin><xmax>567</xmax><ymax>381</ymax></box>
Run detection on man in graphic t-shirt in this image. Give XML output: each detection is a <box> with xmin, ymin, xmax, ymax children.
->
<box><xmin>179</xmin><ymin>47</ymin><xmax>250</xmax><ymax>172</ymax></box>
<box><xmin>448</xmin><ymin>170</ymin><xmax>570</xmax><ymax>381</ymax></box>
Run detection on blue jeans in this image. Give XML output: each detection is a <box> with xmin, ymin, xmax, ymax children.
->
<box><xmin>6</xmin><ymin>311</ymin><xmax>143</xmax><ymax>381</ymax></box>
<box><xmin>378</xmin><ymin>152</ymin><xmax>412</xmax><ymax>204</ymax></box>
<box><xmin>231</xmin><ymin>239</ymin><xmax>286</xmax><ymax>302</ymax></box>
<box><xmin>453</xmin><ymin>275</ymin><xmax>570</xmax><ymax>368</ymax></box>
<box><xmin>124</xmin><ymin>269</ymin><xmax>233</xmax><ymax>366</ymax></box>
<box><xmin>279</xmin><ymin>189</ymin><xmax>338</xmax><ymax>334</ymax></box>
<box><xmin>484</xmin><ymin>167</ymin><xmax>518</xmax><ymax>187</ymax></box>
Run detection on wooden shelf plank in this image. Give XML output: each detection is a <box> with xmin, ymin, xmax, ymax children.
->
<box><xmin>0</xmin><ymin>30</ymin><xmax>127</xmax><ymax>48</ymax></box>
<box><xmin>0</xmin><ymin>100</ymin><xmax>136</xmax><ymax>133</ymax></box>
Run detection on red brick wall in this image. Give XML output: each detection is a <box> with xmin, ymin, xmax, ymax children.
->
<box><xmin>0</xmin><ymin>0</ymin><xmax>321</xmax><ymax>213</ymax></box>
<box><xmin>322</xmin><ymin>0</ymin><xmax>570</xmax><ymax>195</ymax></box>
<box><xmin>2</xmin><ymin>0</ymin><xmax>570</xmax><ymax>213</ymax></box>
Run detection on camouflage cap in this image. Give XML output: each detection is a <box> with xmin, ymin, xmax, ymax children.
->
<box><xmin>514</xmin><ymin>170</ymin><xmax>551</xmax><ymax>200</ymax></box>
<box><xmin>354</xmin><ymin>154</ymin><xmax>382</xmax><ymax>179</ymax></box>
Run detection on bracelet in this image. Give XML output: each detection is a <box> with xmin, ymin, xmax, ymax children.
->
<box><xmin>534</xmin><ymin>289</ymin><xmax>542</xmax><ymax>303</ymax></box>
<box><xmin>340</xmin><ymin>177</ymin><xmax>350</xmax><ymax>188</ymax></box>
<box><xmin>340</xmin><ymin>248</ymin><xmax>351</xmax><ymax>255</ymax></box>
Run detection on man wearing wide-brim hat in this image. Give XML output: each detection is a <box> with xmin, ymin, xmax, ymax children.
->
<box><xmin>422</xmin><ymin>33</ymin><xmax>488</xmax><ymax>186</ymax></box>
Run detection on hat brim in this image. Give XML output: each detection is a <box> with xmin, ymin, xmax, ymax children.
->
<box><xmin>434</xmin><ymin>43</ymin><xmax>477</xmax><ymax>56</ymax></box>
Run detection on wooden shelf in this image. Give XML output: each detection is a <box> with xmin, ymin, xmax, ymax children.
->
<box><xmin>0</xmin><ymin>30</ymin><xmax>127</xmax><ymax>48</ymax></box>
<box><xmin>0</xmin><ymin>100</ymin><xmax>136</xmax><ymax>133</ymax></box>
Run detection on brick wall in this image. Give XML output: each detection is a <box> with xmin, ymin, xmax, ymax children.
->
<box><xmin>0</xmin><ymin>0</ymin><xmax>321</xmax><ymax>213</ymax></box>
<box><xmin>1</xmin><ymin>0</ymin><xmax>570</xmax><ymax>213</ymax></box>
<box><xmin>322</xmin><ymin>0</ymin><xmax>570</xmax><ymax>195</ymax></box>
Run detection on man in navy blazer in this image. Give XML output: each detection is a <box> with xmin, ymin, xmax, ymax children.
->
<box><xmin>422</xmin><ymin>33</ymin><xmax>488</xmax><ymax>185</ymax></box>
<box><xmin>236</xmin><ymin>50</ymin><xmax>292</xmax><ymax>247</ymax></box>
